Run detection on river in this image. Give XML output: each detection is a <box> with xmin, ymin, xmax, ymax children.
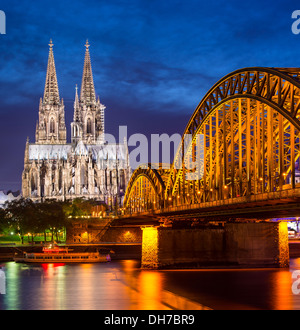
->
<box><xmin>1</xmin><ymin>258</ymin><xmax>300</xmax><ymax>310</ymax></box>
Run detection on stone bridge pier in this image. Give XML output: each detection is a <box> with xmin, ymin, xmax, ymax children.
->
<box><xmin>141</xmin><ymin>222</ymin><xmax>289</xmax><ymax>269</ymax></box>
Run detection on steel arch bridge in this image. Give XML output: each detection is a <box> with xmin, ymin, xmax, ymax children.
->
<box><xmin>123</xmin><ymin>67</ymin><xmax>300</xmax><ymax>218</ymax></box>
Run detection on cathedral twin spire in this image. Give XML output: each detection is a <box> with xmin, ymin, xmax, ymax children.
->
<box><xmin>43</xmin><ymin>39</ymin><xmax>60</xmax><ymax>105</ymax></box>
<box><xmin>23</xmin><ymin>40</ymin><xmax>130</xmax><ymax>203</ymax></box>
<box><xmin>80</xmin><ymin>40</ymin><xmax>96</xmax><ymax>105</ymax></box>
<box><xmin>35</xmin><ymin>39</ymin><xmax>66</xmax><ymax>144</ymax></box>
<box><xmin>71</xmin><ymin>40</ymin><xmax>106</xmax><ymax>145</ymax></box>
<box><xmin>36</xmin><ymin>39</ymin><xmax>105</xmax><ymax>146</ymax></box>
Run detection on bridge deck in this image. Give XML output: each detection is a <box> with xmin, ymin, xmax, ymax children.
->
<box><xmin>122</xmin><ymin>188</ymin><xmax>300</xmax><ymax>221</ymax></box>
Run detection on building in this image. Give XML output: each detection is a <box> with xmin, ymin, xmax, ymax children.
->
<box><xmin>0</xmin><ymin>191</ymin><xmax>20</xmax><ymax>208</ymax></box>
<box><xmin>22</xmin><ymin>40</ymin><xmax>131</xmax><ymax>206</ymax></box>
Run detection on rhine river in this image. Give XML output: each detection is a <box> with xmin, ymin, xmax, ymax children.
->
<box><xmin>1</xmin><ymin>258</ymin><xmax>300</xmax><ymax>310</ymax></box>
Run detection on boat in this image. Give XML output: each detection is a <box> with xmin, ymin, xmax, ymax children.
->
<box><xmin>14</xmin><ymin>244</ymin><xmax>111</xmax><ymax>263</ymax></box>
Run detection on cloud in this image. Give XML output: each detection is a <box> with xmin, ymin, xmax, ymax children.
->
<box><xmin>1</xmin><ymin>0</ymin><xmax>300</xmax><ymax>190</ymax></box>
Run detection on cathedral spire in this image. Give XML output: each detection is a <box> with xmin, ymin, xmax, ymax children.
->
<box><xmin>80</xmin><ymin>40</ymin><xmax>96</xmax><ymax>105</ymax></box>
<box><xmin>36</xmin><ymin>40</ymin><xmax>66</xmax><ymax>144</ymax></box>
<box><xmin>43</xmin><ymin>39</ymin><xmax>60</xmax><ymax>105</ymax></box>
<box><xmin>73</xmin><ymin>84</ymin><xmax>80</xmax><ymax>122</ymax></box>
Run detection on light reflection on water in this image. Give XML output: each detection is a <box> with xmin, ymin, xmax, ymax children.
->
<box><xmin>1</xmin><ymin>259</ymin><xmax>300</xmax><ymax>310</ymax></box>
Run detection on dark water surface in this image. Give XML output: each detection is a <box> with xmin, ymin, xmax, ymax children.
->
<box><xmin>1</xmin><ymin>258</ymin><xmax>300</xmax><ymax>310</ymax></box>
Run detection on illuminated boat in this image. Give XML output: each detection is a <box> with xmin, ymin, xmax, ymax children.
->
<box><xmin>14</xmin><ymin>245</ymin><xmax>111</xmax><ymax>263</ymax></box>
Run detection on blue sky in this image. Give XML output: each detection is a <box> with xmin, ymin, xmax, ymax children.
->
<box><xmin>0</xmin><ymin>0</ymin><xmax>300</xmax><ymax>191</ymax></box>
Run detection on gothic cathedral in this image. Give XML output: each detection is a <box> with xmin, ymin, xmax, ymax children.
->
<box><xmin>22</xmin><ymin>40</ymin><xmax>131</xmax><ymax>206</ymax></box>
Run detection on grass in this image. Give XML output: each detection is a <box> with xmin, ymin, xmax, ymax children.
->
<box><xmin>0</xmin><ymin>234</ymin><xmax>66</xmax><ymax>245</ymax></box>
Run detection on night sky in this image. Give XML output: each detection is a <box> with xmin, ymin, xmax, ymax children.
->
<box><xmin>0</xmin><ymin>0</ymin><xmax>300</xmax><ymax>192</ymax></box>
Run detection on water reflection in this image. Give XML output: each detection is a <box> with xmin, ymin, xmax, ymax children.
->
<box><xmin>1</xmin><ymin>259</ymin><xmax>300</xmax><ymax>310</ymax></box>
<box><xmin>4</xmin><ymin>263</ymin><xmax>20</xmax><ymax>310</ymax></box>
<box><xmin>137</xmin><ymin>271</ymin><xmax>164</xmax><ymax>310</ymax></box>
<box><xmin>117</xmin><ymin>260</ymin><xmax>169</xmax><ymax>310</ymax></box>
<box><xmin>272</xmin><ymin>271</ymin><xmax>293</xmax><ymax>310</ymax></box>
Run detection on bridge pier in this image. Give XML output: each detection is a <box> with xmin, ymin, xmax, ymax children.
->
<box><xmin>141</xmin><ymin>222</ymin><xmax>289</xmax><ymax>269</ymax></box>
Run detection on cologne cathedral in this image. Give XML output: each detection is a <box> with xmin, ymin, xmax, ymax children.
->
<box><xmin>22</xmin><ymin>40</ymin><xmax>131</xmax><ymax>205</ymax></box>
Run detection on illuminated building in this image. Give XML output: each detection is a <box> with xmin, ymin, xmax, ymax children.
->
<box><xmin>22</xmin><ymin>40</ymin><xmax>131</xmax><ymax>204</ymax></box>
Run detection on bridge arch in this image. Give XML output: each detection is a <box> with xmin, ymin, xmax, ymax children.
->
<box><xmin>123</xmin><ymin>164</ymin><xmax>168</xmax><ymax>213</ymax></box>
<box><xmin>124</xmin><ymin>67</ymin><xmax>300</xmax><ymax>213</ymax></box>
<box><xmin>165</xmin><ymin>67</ymin><xmax>300</xmax><ymax>203</ymax></box>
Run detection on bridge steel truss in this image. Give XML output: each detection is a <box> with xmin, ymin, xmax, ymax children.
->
<box><xmin>123</xmin><ymin>164</ymin><xmax>169</xmax><ymax>214</ymax></box>
<box><xmin>124</xmin><ymin>67</ymin><xmax>300</xmax><ymax>215</ymax></box>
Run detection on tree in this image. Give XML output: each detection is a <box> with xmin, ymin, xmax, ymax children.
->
<box><xmin>0</xmin><ymin>208</ymin><xmax>9</xmax><ymax>233</ymax></box>
<box><xmin>5</xmin><ymin>198</ymin><xmax>38</xmax><ymax>244</ymax></box>
<box><xmin>3</xmin><ymin>198</ymin><xmax>70</xmax><ymax>244</ymax></box>
<box><xmin>65</xmin><ymin>198</ymin><xmax>95</xmax><ymax>217</ymax></box>
<box><xmin>39</xmin><ymin>200</ymin><xmax>67</xmax><ymax>243</ymax></box>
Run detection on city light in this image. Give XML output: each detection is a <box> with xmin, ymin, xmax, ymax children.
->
<box><xmin>0</xmin><ymin>0</ymin><xmax>298</xmax><ymax>312</ymax></box>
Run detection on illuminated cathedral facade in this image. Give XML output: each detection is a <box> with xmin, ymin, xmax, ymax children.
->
<box><xmin>22</xmin><ymin>40</ymin><xmax>131</xmax><ymax>205</ymax></box>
